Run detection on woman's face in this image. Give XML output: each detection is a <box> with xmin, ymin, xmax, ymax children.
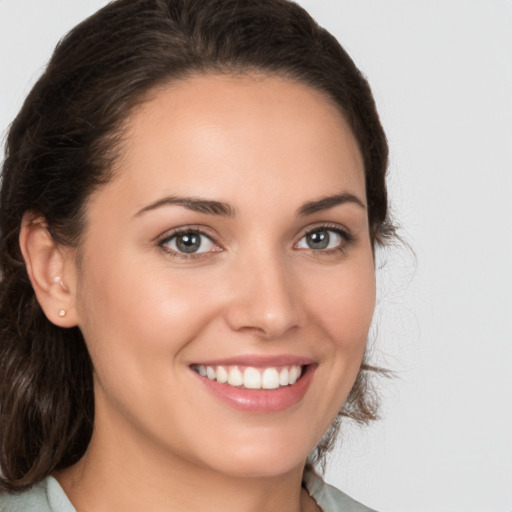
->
<box><xmin>71</xmin><ymin>74</ymin><xmax>375</xmax><ymax>477</ymax></box>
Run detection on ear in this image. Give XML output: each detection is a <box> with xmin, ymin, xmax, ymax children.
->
<box><xmin>19</xmin><ymin>212</ymin><xmax>79</xmax><ymax>328</ymax></box>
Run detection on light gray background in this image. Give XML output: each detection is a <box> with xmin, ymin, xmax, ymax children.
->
<box><xmin>1</xmin><ymin>1</ymin><xmax>511</xmax><ymax>511</ymax></box>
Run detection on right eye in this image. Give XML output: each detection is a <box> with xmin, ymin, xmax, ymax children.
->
<box><xmin>160</xmin><ymin>230</ymin><xmax>219</xmax><ymax>256</ymax></box>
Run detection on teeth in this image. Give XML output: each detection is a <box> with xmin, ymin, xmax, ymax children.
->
<box><xmin>279</xmin><ymin>367</ymin><xmax>289</xmax><ymax>386</ymax></box>
<box><xmin>289</xmin><ymin>365</ymin><xmax>301</xmax><ymax>385</ymax></box>
<box><xmin>243</xmin><ymin>367</ymin><xmax>261</xmax><ymax>389</ymax></box>
<box><xmin>261</xmin><ymin>368</ymin><xmax>280</xmax><ymax>389</ymax></box>
<box><xmin>216</xmin><ymin>365</ymin><xmax>228</xmax><ymax>383</ymax></box>
<box><xmin>195</xmin><ymin>364</ymin><xmax>303</xmax><ymax>389</ymax></box>
<box><xmin>227</xmin><ymin>367</ymin><xmax>243</xmax><ymax>386</ymax></box>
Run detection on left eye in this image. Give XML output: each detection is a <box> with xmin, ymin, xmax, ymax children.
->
<box><xmin>296</xmin><ymin>228</ymin><xmax>345</xmax><ymax>251</ymax></box>
<box><xmin>161</xmin><ymin>231</ymin><xmax>217</xmax><ymax>254</ymax></box>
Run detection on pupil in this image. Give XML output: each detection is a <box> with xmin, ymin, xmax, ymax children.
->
<box><xmin>307</xmin><ymin>230</ymin><xmax>329</xmax><ymax>250</ymax></box>
<box><xmin>176</xmin><ymin>233</ymin><xmax>201</xmax><ymax>253</ymax></box>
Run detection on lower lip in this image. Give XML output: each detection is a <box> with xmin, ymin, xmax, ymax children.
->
<box><xmin>192</xmin><ymin>365</ymin><xmax>316</xmax><ymax>413</ymax></box>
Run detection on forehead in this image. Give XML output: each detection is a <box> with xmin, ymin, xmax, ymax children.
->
<box><xmin>100</xmin><ymin>73</ymin><xmax>365</xmax><ymax>214</ymax></box>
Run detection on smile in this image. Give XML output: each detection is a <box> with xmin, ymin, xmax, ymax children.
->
<box><xmin>190</xmin><ymin>359</ymin><xmax>316</xmax><ymax>413</ymax></box>
<box><xmin>192</xmin><ymin>364</ymin><xmax>303</xmax><ymax>390</ymax></box>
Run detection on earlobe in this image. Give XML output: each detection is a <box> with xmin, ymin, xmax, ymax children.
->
<box><xmin>19</xmin><ymin>212</ymin><xmax>79</xmax><ymax>327</ymax></box>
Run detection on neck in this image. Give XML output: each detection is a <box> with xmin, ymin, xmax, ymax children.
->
<box><xmin>55</xmin><ymin>412</ymin><xmax>318</xmax><ymax>512</ymax></box>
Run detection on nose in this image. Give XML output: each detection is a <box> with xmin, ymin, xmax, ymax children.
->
<box><xmin>223</xmin><ymin>251</ymin><xmax>301</xmax><ymax>339</ymax></box>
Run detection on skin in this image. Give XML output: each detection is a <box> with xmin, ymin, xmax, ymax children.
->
<box><xmin>23</xmin><ymin>74</ymin><xmax>376</xmax><ymax>511</ymax></box>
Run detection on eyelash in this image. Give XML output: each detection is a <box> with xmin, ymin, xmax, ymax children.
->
<box><xmin>157</xmin><ymin>226</ymin><xmax>220</xmax><ymax>260</ymax></box>
<box><xmin>296</xmin><ymin>224</ymin><xmax>354</xmax><ymax>256</ymax></box>
<box><xmin>157</xmin><ymin>224</ymin><xmax>354</xmax><ymax>260</ymax></box>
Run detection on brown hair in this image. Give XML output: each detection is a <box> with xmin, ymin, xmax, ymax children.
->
<box><xmin>0</xmin><ymin>0</ymin><xmax>393</xmax><ymax>491</ymax></box>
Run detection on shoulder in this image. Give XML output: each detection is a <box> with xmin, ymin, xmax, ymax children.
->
<box><xmin>0</xmin><ymin>480</ymin><xmax>50</xmax><ymax>512</ymax></box>
<box><xmin>0</xmin><ymin>477</ymin><xmax>75</xmax><ymax>512</ymax></box>
<box><xmin>303</xmin><ymin>470</ymin><xmax>378</xmax><ymax>512</ymax></box>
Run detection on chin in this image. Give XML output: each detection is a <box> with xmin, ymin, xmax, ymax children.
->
<box><xmin>196</xmin><ymin>428</ymin><xmax>319</xmax><ymax>479</ymax></box>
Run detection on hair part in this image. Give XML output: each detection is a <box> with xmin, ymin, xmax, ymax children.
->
<box><xmin>1</xmin><ymin>0</ymin><xmax>393</xmax><ymax>491</ymax></box>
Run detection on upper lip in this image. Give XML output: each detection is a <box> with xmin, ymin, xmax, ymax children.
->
<box><xmin>190</xmin><ymin>354</ymin><xmax>315</xmax><ymax>368</ymax></box>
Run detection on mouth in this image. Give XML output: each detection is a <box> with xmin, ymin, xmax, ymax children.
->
<box><xmin>191</xmin><ymin>363</ymin><xmax>303</xmax><ymax>390</ymax></box>
<box><xmin>190</xmin><ymin>359</ymin><xmax>316</xmax><ymax>413</ymax></box>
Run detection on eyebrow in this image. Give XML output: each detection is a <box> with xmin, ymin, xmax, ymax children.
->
<box><xmin>297</xmin><ymin>193</ymin><xmax>366</xmax><ymax>216</ymax></box>
<box><xmin>135</xmin><ymin>196</ymin><xmax>234</xmax><ymax>217</ymax></box>
<box><xmin>135</xmin><ymin>192</ymin><xmax>365</xmax><ymax>219</ymax></box>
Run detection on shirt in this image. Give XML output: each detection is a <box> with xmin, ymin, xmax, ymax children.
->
<box><xmin>0</xmin><ymin>471</ymin><xmax>377</xmax><ymax>511</ymax></box>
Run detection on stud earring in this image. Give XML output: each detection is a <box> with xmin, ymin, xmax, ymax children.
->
<box><xmin>59</xmin><ymin>309</ymin><xmax>66</xmax><ymax>317</ymax></box>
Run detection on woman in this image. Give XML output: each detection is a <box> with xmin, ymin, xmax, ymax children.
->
<box><xmin>0</xmin><ymin>0</ymin><xmax>394</xmax><ymax>510</ymax></box>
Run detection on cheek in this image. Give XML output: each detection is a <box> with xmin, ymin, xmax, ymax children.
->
<box><xmin>306</xmin><ymin>259</ymin><xmax>376</xmax><ymax>353</ymax></box>
<box><xmin>295</xmin><ymin>258</ymin><xmax>376</xmax><ymax>441</ymax></box>
<box><xmin>74</xmin><ymin>258</ymin><xmax>223</xmax><ymax>438</ymax></box>
<box><xmin>75</xmin><ymin>253</ymin><xmax>218</xmax><ymax>377</ymax></box>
